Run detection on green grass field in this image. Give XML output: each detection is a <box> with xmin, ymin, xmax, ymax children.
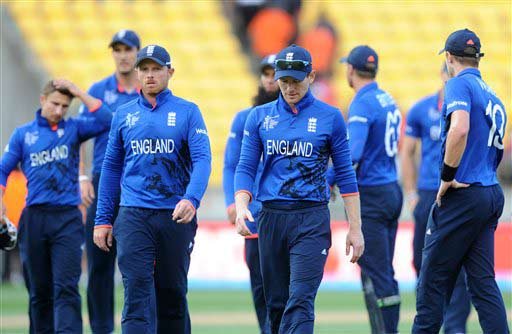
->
<box><xmin>1</xmin><ymin>284</ymin><xmax>510</xmax><ymax>333</ymax></box>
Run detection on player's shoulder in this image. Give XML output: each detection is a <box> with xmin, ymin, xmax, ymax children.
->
<box><xmin>115</xmin><ymin>98</ymin><xmax>139</xmax><ymax>116</ymax></box>
<box><xmin>14</xmin><ymin>120</ymin><xmax>37</xmax><ymax>135</ymax></box>
<box><xmin>250</xmin><ymin>100</ymin><xmax>278</xmax><ymax>119</ymax></box>
<box><xmin>168</xmin><ymin>94</ymin><xmax>200</xmax><ymax>110</ymax></box>
<box><xmin>410</xmin><ymin>93</ymin><xmax>437</xmax><ymax>113</ymax></box>
<box><xmin>233</xmin><ymin>107</ymin><xmax>253</xmax><ymax>123</ymax></box>
<box><xmin>89</xmin><ymin>74</ymin><xmax>116</xmax><ymax>93</ymax></box>
<box><xmin>311</xmin><ymin>98</ymin><xmax>340</xmax><ymax>114</ymax></box>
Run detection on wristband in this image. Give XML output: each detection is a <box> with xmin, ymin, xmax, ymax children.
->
<box><xmin>441</xmin><ymin>163</ymin><xmax>458</xmax><ymax>182</ymax></box>
<box><xmin>79</xmin><ymin>175</ymin><xmax>90</xmax><ymax>182</ymax></box>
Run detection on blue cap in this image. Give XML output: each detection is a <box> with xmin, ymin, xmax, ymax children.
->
<box><xmin>260</xmin><ymin>54</ymin><xmax>276</xmax><ymax>72</ymax></box>
<box><xmin>274</xmin><ymin>44</ymin><xmax>313</xmax><ymax>81</ymax></box>
<box><xmin>340</xmin><ymin>45</ymin><xmax>378</xmax><ymax>73</ymax></box>
<box><xmin>109</xmin><ymin>29</ymin><xmax>140</xmax><ymax>49</ymax></box>
<box><xmin>135</xmin><ymin>45</ymin><xmax>171</xmax><ymax>68</ymax></box>
<box><xmin>438</xmin><ymin>28</ymin><xmax>484</xmax><ymax>58</ymax></box>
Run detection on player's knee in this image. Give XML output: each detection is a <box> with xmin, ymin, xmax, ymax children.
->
<box><xmin>156</xmin><ymin>286</ymin><xmax>187</xmax><ymax>318</ymax></box>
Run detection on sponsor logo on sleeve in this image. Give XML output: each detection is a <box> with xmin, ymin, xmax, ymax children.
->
<box><xmin>446</xmin><ymin>101</ymin><xmax>468</xmax><ymax>109</ymax></box>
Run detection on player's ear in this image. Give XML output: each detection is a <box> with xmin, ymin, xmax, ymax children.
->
<box><xmin>168</xmin><ymin>67</ymin><xmax>175</xmax><ymax>78</ymax></box>
<box><xmin>39</xmin><ymin>94</ymin><xmax>46</xmax><ymax>107</ymax></box>
<box><xmin>308</xmin><ymin>70</ymin><xmax>316</xmax><ymax>84</ymax></box>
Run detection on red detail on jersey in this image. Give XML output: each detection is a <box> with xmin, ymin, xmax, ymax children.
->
<box><xmin>367</xmin><ymin>55</ymin><xmax>375</xmax><ymax>62</ymax></box>
<box><xmin>466</xmin><ymin>39</ymin><xmax>475</xmax><ymax>45</ymax></box>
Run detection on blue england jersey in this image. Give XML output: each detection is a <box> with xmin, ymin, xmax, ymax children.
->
<box><xmin>405</xmin><ymin>93</ymin><xmax>442</xmax><ymax>190</ymax></box>
<box><xmin>223</xmin><ymin>108</ymin><xmax>263</xmax><ymax>234</ymax></box>
<box><xmin>442</xmin><ymin>68</ymin><xmax>506</xmax><ymax>185</ymax></box>
<box><xmin>95</xmin><ymin>89</ymin><xmax>212</xmax><ymax>227</ymax></box>
<box><xmin>347</xmin><ymin>82</ymin><xmax>401</xmax><ymax>186</ymax></box>
<box><xmin>79</xmin><ymin>74</ymin><xmax>140</xmax><ymax>175</ymax></box>
<box><xmin>0</xmin><ymin>106</ymin><xmax>112</xmax><ymax>206</ymax></box>
<box><xmin>235</xmin><ymin>90</ymin><xmax>358</xmax><ymax>202</ymax></box>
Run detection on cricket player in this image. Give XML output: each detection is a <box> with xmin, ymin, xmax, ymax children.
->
<box><xmin>223</xmin><ymin>54</ymin><xmax>279</xmax><ymax>334</ymax></box>
<box><xmin>78</xmin><ymin>29</ymin><xmax>142</xmax><ymax>334</ymax></box>
<box><xmin>0</xmin><ymin>79</ymin><xmax>112</xmax><ymax>333</ymax></box>
<box><xmin>413</xmin><ymin>28</ymin><xmax>509</xmax><ymax>334</ymax></box>
<box><xmin>94</xmin><ymin>45</ymin><xmax>211</xmax><ymax>334</ymax></box>
<box><xmin>235</xmin><ymin>44</ymin><xmax>364</xmax><ymax>334</ymax></box>
<box><xmin>402</xmin><ymin>64</ymin><xmax>471</xmax><ymax>333</ymax></box>
<box><xmin>341</xmin><ymin>45</ymin><xmax>403</xmax><ymax>334</ymax></box>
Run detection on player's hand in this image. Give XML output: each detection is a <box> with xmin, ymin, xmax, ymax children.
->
<box><xmin>172</xmin><ymin>200</ymin><xmax>196</xmax><ymax>224</ymax></box>
<box><xmin>436</xmin><ymin>179</ymin><xmax>469</xmax><ymax>207</ymax></box>
<box><xmin>80</xmin><ymin>178</ymin><xmax>95</xmax><ymax>208</ymax></box>
<box><xmin>235</xmin><ymin>206</ymin><xmax>253</xmax><ymax>237</ymax></box>
<box><xmin>53</xmin><ymin>79</ymin><xmax>82</xmax><ymax>97</ymax></box>
<box><xmin>93</xmin><ymin>227</ymin><xmax>113</xmax><ymax>252</ymax></box>
<box><xmin>406</xmin><ymin>191</ymin><xmax>419</xmax><ymax>212</ymax></box>
<box><xmin>226</xmin><ymin>204</ymin><xmax>236</xmax><ymax>225</ymax></box>
<box><xmin>346</xmin><ymin>227</ymin><xmax>364</xmax><ymax>263</ymax></box>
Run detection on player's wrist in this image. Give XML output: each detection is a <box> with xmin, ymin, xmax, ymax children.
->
<box><xmin>441</xmin><ymin>163</ymin><xmax>458</xmax><ymax>182</ymax></box>
<box><xmin>79</xmin><ymin>175</ymin><xmax>90</xmax><ymax>182</ymax></box>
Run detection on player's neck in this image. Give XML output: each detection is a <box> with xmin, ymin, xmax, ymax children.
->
<box><xmin>451</xmin><ymin>64</ymin><xmax>475</xmax><ymax>77</ymax></box>
<box><xmin>116</xmin><ymin>71</ymin><xmax>139</xmax><ymax>92</ymax></box>
<box><xmin>353</xmin><ymin>79</ymin><xmax>374</xmax><ymax>93</ymax></box>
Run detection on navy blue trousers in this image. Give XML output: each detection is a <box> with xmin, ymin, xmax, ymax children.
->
<box><xmin>85</xmin><ymin>173</ymin><xmax>117</xmax><ymax>334</ymax></box>
<box><xmin>114</xmin><ymin>207</ymin><xmax>197</xmax><ymax>334</ymax></box>
<box><xmin>258</xmin><ymin>202</ymin><xmax>331</xmax><ymax>334</ymax></box>
<box><xmin>245</xmin><ymin>237</ymin><xmax>270</xmax><ymax>334</ymax></box>
<box><xmin>18</xmin><ymin>205</ymin><xmax>84</xmax><ymax>334</ymax></box>
<box><xmin>413</xmin><ymin>189</ymin><xmax>471</xmax><ymax>334</ymax></box>
<box><xmin>413</xmin><ymin>185</ymin><xmax>509</xmax><ymax>334</ymax></box>
<box><xmin>358</xmin><ymin>182</ymin><xmax>403</xmax><ymax>334</ymax></box>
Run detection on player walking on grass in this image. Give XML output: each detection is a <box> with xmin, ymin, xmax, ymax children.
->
<box><xmin>235</xmin><ymin>44</ymin><xmax>364</xmax><ymax>334</ymax></box>
<box><xmin>341</xmin><ymin>45</ymin><xmax>403</xmax><ymax>334</ymax></box>
<box><xmin>94</xmin><ymin>44</ymin><xmax>211</xmax><ymax>334</ymax></box>
<box><xmin>78</xmin><ymin>29</ymin><xmax>143</xmax><ymax>334</ymax></box>
<box><xmin>402</xmin><ymin>63</ymin><xmax>471</xmax><ymax>334</ymax></box>
<box><xmin>413</xmin><ymin>28</ymin><xmax>509</xmax><ymax>334</ymax></box>
<box><xmin>223</xmin><ymin>54</ymin><xmax>279</xmax><ymax>334</ymax></box>
<box><xmin>0</xmin><ymin>79</ymin><xmax>112</xmax><ymax>333</ymax></box>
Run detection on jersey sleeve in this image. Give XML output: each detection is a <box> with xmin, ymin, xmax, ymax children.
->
<box><xmin>405</xmin><ymin>102</ymin><xmax>422</xmax><ymax>138</ymax></box>
<box><xmin>75</xmin><ymin>102</ymin><xmax>113</xmax><ymax>142</ymax></box>
<box><xmin>94</xmin><ymin>112</ymin><xmax>124</xmax><ymax>227</ymax></box>
<box><xmin>347</xmin><ymin>100</ymin><xmax>371</xmax><ymax>164</ymax></box>
<box><xmin>0</xmin><ymin>129</ymin><xmax>23</xmax><ymax>189</ymax></box>
<box><xmin>78</xmin><ymin>84</ymin><xmax>101</xmax><ymax>115</ymax></box>
<box><xmin>222</xmin><ymin>111</ymin><xmax>246</xmax><ymax>208</ymax></box>
<box><xmin>182</xmin><ymin>105</ymin><xmax>212</xmax><ymax>209</ymax></box>
<box><xmin>445</xmin><ymin>77</ymin><xmax>471</xmax><ymax>116</ymax></box>
<box><xmin>234</xmin><ymin>109</ymin><xmax>263</xmax><ymax>200</ymax></box>
<box><xmin>330</xmin><ymin>110</ymin><xmax>358</xmax><ymax>195</ymax></box>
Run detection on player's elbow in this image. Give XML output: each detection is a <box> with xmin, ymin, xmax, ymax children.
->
<box><xmin>449</xmin><ymin>124</ymin><xmax>469</xmax><ymax>139</ymax></box>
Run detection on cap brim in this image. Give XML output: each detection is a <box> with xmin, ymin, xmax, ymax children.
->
<box><xmin>109</xmin><ymin>38</ymin><xmax>138</xmax><ymax>49</ymax></box>
<box><xmin>274</xmin><ymin>70</ymin><xmax>307</xmax><ymax>81</ymax></box>
<box><xmin>438</xmin><ymin>48</ymin><xmax>446</xmax><ymax>55</ymax></box>
<box><xmin>135</xmin><ymin>56</ymin><xmax>170</xmax><ymax>67</ymax></box>
<box><xmin>339</xmin><ymin>56</ymin><xmax>349</xmax><ymax>63</ymax></box>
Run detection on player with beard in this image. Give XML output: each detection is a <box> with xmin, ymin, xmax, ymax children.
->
<box><xmin>223</xmin><ymin>55</ymin><xmax>279</xmax><ymax>334</ymax></box>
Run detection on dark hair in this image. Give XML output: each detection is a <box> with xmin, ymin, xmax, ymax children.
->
<box><xmin>252</xmin><ymin>86</ymin><xmax>280</xmax><ymax>107</ymax></box>
<box><xmin>452</xmin><ymin>55</ymin><xmax>480</xmax><ymax>68</ymax></box>
<box><xmin>355</xmin><ymin>70</ymin><xmax>376</xmax><ymax>79</ymax></box>
<box><xmin>41</xmin><ymin>80</ymin><xmax>74</xmax><ymax>99</ymax></box>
